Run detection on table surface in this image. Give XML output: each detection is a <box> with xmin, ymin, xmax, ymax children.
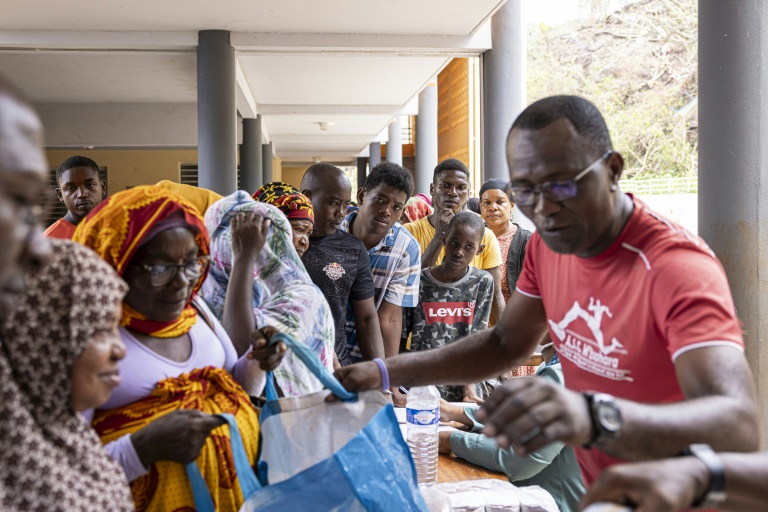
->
<box><xmin>438</xmin><ymin>453</ymin><xmax>507</xmax><ymax>483</ymax></box>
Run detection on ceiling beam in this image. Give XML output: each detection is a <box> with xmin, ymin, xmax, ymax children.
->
<box><xmin>0</xmin><ymin>23</ymin><xmax>491</xmax><ymax>55</ymax></box>
<box><xmin>270</xmin><ymin>134</ymin><xmax>382</xmax><ymax>144</ymax></box>
<box><xmin>231</xmin><ymin>24</ymin><xmax>491</xmax><ymax>56</ymax></box>
<box><xmin>259</xmin><ymin>104</ymin><xmax>408</xmax><ymax>116</ymax></box>
<box><xmin>0</xmin><ymin>30</ymin><xmax>197</xmax><ymax>51</ymax></box>
<box><xmin>235</xmin><ymin>58</ymin><xmax>258</xmax><ymax>120</ymax></box>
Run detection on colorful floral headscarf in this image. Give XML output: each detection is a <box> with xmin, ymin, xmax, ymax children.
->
<box><xmin>0</xmin><ymin>239</ymin><xmax>134</xmax><ymax>511</ymax></box>
<box><xmin>202</xmin><ymin>191</ymin><xmax>334</xmax><ymax>396</ymax></box>
<box><xmin>73</xmin><ymin>185</ymin><xmax>210</xmax><ymax>338</ymax></box>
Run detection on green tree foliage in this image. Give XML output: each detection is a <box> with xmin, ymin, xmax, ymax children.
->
<box><xmin>528</xmin><ymin>0</ymin><xmax>697</xmax><ymax>179</ymax></box>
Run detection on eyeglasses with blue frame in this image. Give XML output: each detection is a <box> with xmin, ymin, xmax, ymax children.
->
<box><xmin>510</xmin><ymin>150</ymin><xmax>614</xmax><ymax>207</ymax></box>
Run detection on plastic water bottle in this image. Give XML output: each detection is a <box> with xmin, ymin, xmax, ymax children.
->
<box><xmin>406</xmin><ymin>385</ymin><xmax>441</xmax><ymax>487</ymax></box>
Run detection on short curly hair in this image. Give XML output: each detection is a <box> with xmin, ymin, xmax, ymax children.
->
<box><xmin>56</xmin><ymin>155</ymin><xmax>100</xmax><ymax>185</ymax></box>
<box><xmin>363</xmin><ymin>162</ymin><xmax>414</xmax><ymax>200</ymax></box>
<box><xmin>509</xmin><ymin>95</ymin><xmax>612</xmax><ymax>154</ymax></box>
<box><xmin>446</xmin><ymin>211</ymin><xmax>485</xmax><ymax>244</ymax></box>
<box><xmin>433</xmin><ymin>158</ymin><xmax>470</xmax><ymax>182</ymax></box>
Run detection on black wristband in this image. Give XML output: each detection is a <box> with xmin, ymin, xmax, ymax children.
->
<box><xmin>581</xmin><ymin>392</ymin><xmax>599</xmax><ymax>448</ymax></box>
<box><xmin>681</xmin><ymin>444</ymin><xmax>726</xmax><ymax>509</ymax></box>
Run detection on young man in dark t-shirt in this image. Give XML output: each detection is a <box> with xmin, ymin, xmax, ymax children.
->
<box><xmin>300</xmin><ymin>163</ymin><xmax>384</xmax><ymax>366</ymax></box>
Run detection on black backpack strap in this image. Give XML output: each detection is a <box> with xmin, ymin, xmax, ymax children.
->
<box><xmin>506</xmin><ymin>225</ymin><xmax>533</xmax><ymax>293</ymax></box>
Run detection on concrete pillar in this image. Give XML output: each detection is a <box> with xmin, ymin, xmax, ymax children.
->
<box><xmin>415</xmin><ymin>84</ymin><xmax>438</xmax><ymax>194</ymax></box>
<box><xmin>197</xmin><ymin>30</ymin><xmax>237</xmax><ymax>194</ymax></box>
<box><xmin>240</xmin><ymin>116</ymin><xmax>263</xmax><ymax>193</ymax></box>
<box><xmin>482</xmin><ymin>0</ymin><xmax>526</xmax><ymax>182</ymax></box>
<box><xmin>387</xmin><ymin>117</ymin><xmax>403</xmax><ymax>166</ymax></box>
<box><xmin>369</xmin><ymin>142</ymin><xmax>382</xmax><ymax>168</ymax></box>
<box><xmin>699</xmin><ymin>0</ymin><xmax>768</xmax><ymax>442</ymax></box>
<box><xmin>262</xmin><ymin>142</ymin><xmax>273</xmax><ymax>183</ymax></box>
<box><xmin>357</xmin><ymin>157</ymin><xmax>368</xmax><ymax>194</ymax></box>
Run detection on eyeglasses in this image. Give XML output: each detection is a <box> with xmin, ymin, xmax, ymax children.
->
<box><xmin>509</xmin><ymin>150</ymin><xmax>613</xmax><ymax>207</ymax></box>
<box><xmin>133</xmin><ymin>256</ymin><xmax>210</xmax><ymax>287</ymax></box>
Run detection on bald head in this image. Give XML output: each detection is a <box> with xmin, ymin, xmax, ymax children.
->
<box><xmin>300</xmin><ymin>163</ymin><xmax>350</xmax><ymax>193</ymax></box>
<box><xmin>300</xmin><ymin>162</ymin><xmax>352</xmax><ymax>236</ymax></box>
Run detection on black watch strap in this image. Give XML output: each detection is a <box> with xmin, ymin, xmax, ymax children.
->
<box><xmin>582</xmin><ymin>392</ymin><xmax>600</xmax><ymax>448</ymax></box>
<box><xmin>682</xmin><ymin>444</ymin><xmax>726</xmax><ymax>509</ymax></box>
<box><xmin>582</xmin><ymin>391</ymin><xmax>622</xmax><ymax>448</ymax></box>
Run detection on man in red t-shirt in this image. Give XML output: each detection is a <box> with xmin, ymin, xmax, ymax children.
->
<box><xmin>43</xmin><ymin>155</ymin><xmax>106</xmax><ymax>239</ymax></box>
<box><xmin>335</xmin><ymin>96</ymin><xmax>758</xmax><ymax>506</ymax></box>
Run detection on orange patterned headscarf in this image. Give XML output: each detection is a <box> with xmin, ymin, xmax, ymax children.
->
<box><xmin>73</xmin><ymin>185</ymin><xmax>210</xmax><ymax>338</ymax></box>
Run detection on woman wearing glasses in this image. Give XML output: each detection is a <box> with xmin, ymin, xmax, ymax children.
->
<box><xmin>479</xmin><ymin>178</ymin><xmax>538</xmax><ymax>378</ymax></box>
<box><xmin>73</xmin><ymin>186</ymin><xmax>284</xmax><ymax>512</ymax></box>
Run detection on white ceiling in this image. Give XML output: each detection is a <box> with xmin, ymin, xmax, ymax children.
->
<box><xmin>239</xmin><ymin>54</ymin><xmax>448</xmax><ymax>106</ymax></box>
<box><xmin>0</xmin><ymin>52</ymin><xmax>197</xmax><ymax>103</ymax></box>
<box><xmin>0</xmin><ymin>0</ymin><xmax>503</xmax><ymax>163</ymax></box>
<box><xmin>1</xmin><ymin>0</ymin><xmax>503</xmax><ymax>35</ymax></box>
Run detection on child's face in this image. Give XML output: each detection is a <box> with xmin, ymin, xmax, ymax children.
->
<box><xmin>442</xmin><ymin>224</ymin><xmax>485</xmax><ymax>271</ymax></box>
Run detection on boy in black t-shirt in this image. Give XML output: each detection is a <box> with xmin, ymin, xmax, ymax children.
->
<box><xmin>300</xmin><ymin>163</ymin><xmax>384</xmax><ymax>366</ymax></box>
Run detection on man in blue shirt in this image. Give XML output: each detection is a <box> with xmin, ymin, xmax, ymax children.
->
<box><xmin>340</xmin><ymin>162</ymin><xmax>421</xmax><ymax>403</ymax></box>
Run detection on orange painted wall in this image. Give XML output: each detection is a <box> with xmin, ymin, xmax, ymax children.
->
<box><xmin>438</xmin><ymin>58</ymin><xmax>471</xmax><ymax>166</ymax></box>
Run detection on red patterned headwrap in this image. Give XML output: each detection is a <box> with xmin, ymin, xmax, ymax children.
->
<box><xmin>72</xmin><ymin>185</ymin><xmax>210</xmax><ymax>338</ymax></box>
<box><xmin>272</xmin><ymin>193</ymin><xmax>314</xmax><ymax>223</ymax></box>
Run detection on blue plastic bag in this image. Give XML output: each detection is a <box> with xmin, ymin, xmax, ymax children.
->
<box><xmin>187</xmin><ymin>333</ymin><xmax>428</xmax><ymax>512</ymax></box>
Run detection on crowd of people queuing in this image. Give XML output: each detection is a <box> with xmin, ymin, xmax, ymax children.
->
<box><xmin>2</xmin><ymin>67</ymin><xmax>768</xmax><ymax>512</ymax></box>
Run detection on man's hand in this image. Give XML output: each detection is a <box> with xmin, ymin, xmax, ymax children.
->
<box><xmin>580</xmin><ymin>457</ymin><xmax>709</xmax><ymax>512</ymax></box>
<box><xmin>438</xmin><ymin>431</ymin><xmax>453</xmax><ymax>454</ymax></box>
<box><xmin>334</xmin><ymin>361</ymin><xmax>382</xmax><ymax>393</ymax></box>
<box><xmin>475</xmin><ymin>377</ymin><xmax>593</xmax><ymax>455</ymax></box>
<box><xmin>462</xmin><ymin>384</ymin><xmax>485</xmax><ymax>405</ymax></box>
<box><xmin>434</xmin><ymin>208</ymin><xmax>455</xmax><ymax>239</ymax></box>
<box><xmin>231</xmin><ymin>212</ymin><xmax>270</xmax><ymax>262</ymax></box>
<box><xmin>249</xmin><ymin>325</ymin><xmax>287</xmax><ymax>371</ymax></box>
<box><xmin>391</xmin><ymin>387</ymin><xmax>407</xmax><ymax>407</ymax></box>
<box><xmin>131</xmin><ymin>410</ymin><xmax>226</xmax><ymax>467</ymax></box>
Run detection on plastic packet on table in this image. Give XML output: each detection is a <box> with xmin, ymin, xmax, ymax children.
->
<box><xmin>435</xmin><ymin>479</ymin><xmax>559</xmax><ymax>512</ymax></box>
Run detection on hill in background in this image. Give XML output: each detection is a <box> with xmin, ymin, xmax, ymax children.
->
<box><xmin>528</xmin><ymin>0</ymin><xmax>697</xmax><ymax>179</ymax></box>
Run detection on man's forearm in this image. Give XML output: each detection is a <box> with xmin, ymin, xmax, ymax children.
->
<box><xmin>356</xmin><ymin>314</ymin><xmax>386</xmax><ymax>360</ymax></box>
<box><xmin>720</xmin><ymin>452</ymin><xmax>768</xmax><ymax>511</ymax></box>
<box><xmin>378</xmin><ymin>313</ymin><xmax>402</xmax><ymax>358</ymax></box>
<box><xmin>420</xmin><ymin>237</ymin><xmax>443</xmax><ymax>268</ymax></box>
<box><xmin>598</xmin><ymin>395</ymin><xmax>758</xmax><ymax>461</ymax></box>
<box><xmin>222</xmin><ymin>257</ymin><xmax>256</xmax><ymax>357</ymax></box>
<box><xmin>387</xmin><ymin>326</ymin><xmax>532</xmax><ymax>388</ymax></box>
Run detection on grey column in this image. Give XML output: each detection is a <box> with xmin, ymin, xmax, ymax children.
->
<box><xmin>415</xmin><ymin>84</ymin><xmax>438</xmax><ymax>194</ymax></box>
<box><xmin>387</xmin><ymin>117</ymin><xmax>403</xmax><ymax>166</ymax></box>
<box><xmin>357</xmin><ymin>157</ymin><xmax>368</xmax><ymax>194</ymax></box>
<box><xmin>369</xmin><ymin>142</ymin><xmax>382</xmax><ymax>168</ymax></box>
<box><xmin>240</xmin><ymin>116</ymin><xmax>263</xmax><ymax>193</ymax></box>
<box><xmin>197</xmin><ymin>30</ymin><xmax>237</xmax><ymax>194</ymax></box>
<box><xmin>262</xmin><ymin>142</ymin><xmax>273</xmax><ymax>183</ymax></box>
<box><xmin>482</xmin><ymin>0</ymin><xmax>526</xmax><ymax>182</ymax></box>
<box><xmin>699</xmin><ymin>0</ymin><xmax>768</xmax><ymax>442</ymax></box>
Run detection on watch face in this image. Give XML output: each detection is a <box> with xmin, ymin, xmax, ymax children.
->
<box><xmin>597</xmin><ymin>401</ymin><xmax>622</xmax><ymax>433</ymax></box>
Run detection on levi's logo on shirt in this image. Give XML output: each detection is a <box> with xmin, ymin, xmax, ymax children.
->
<box><xmin>423</xmin><ymin>301</ymin><xmax>475</xmax><ymax>325</ymax></box>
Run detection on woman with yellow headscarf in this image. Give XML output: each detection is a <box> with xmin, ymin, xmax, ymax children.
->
<box><xmin>74</xmin><ymin>185</ymin><xmax>285</xmax><ymax>512</ymax></box>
